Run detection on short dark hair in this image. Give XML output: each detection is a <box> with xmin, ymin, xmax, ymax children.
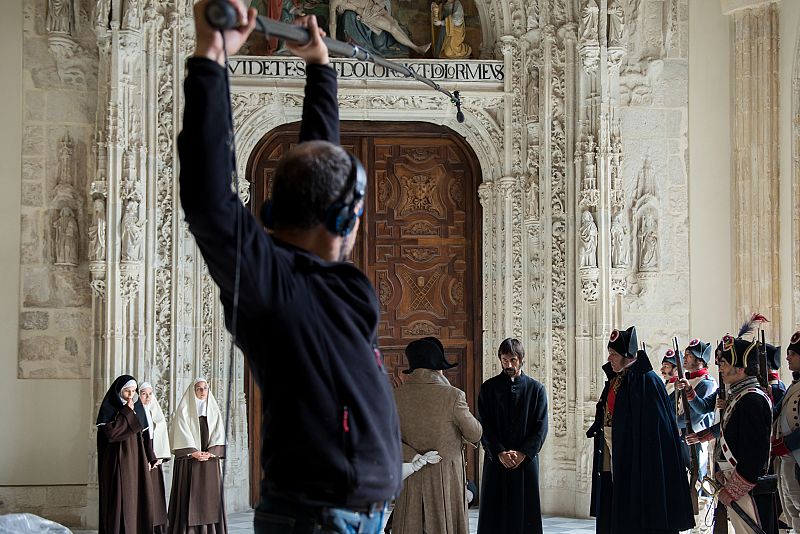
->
<box><xmin>270</xmin><ymin>141</ymin><xmax>353</xmax><ymax>230</ymax></box>
<box><xmin>498</xmin><ymin>338</ymin><xmax>524</xmax><ymax>360</ymax></box>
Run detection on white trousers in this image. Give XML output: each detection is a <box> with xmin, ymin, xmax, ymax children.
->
<box><xmin>721</xmin><ymin>469</ymin><xmax>761</xmax><ymax>534</ymax></box>
<box><xmin>779</xmin><ymin>456</ymin><xmax>800</xmax><ymax>531</ymax></box>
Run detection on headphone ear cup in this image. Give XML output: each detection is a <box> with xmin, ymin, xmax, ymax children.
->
<box><xmin>325</xmin><ymin>203</ymin><xmax>354</xmax><ymax>237</ymax></box>
<box><xmin>260</xmin><ymin>200</ymin><xmax>274</xmax><ymax>229</ymax></box>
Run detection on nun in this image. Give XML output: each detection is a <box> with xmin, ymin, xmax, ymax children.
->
<box><xmin>168</xmin><ymin>378</ymin><xmax>227</xmax><ymax>534</ymax></box>
<box><xmin>140</xmin><ymin>382</ymin><xmax>171</xmax><ymax>533</ymax></box>
<box><xmin>96</xmin><ymin>374</ymin><xmax>156</xmax><ymax>533</ymax></box>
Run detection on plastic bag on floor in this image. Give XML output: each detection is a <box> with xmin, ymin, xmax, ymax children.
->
<box><xmin>0</xmin><ymin>513</ymin><xmax>72</xmax><ymax>534</ymax></box>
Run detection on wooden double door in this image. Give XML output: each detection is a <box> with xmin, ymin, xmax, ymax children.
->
<box><xmin>245</xmin><ymin>121</ymin><xmax>482</xmax><ymax>507</ymax></box>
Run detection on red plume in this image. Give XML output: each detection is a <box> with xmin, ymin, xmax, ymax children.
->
<box><xmin>751</xmin><ymin>313</ymin><xmax>770</xmax><ymax>323</ymax></box>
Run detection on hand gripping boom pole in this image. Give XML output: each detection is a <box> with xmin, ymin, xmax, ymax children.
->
<box><xmin>206</xmin><ymin>1</ymin><xmax>465</xmax><ymax>123</ymax></box>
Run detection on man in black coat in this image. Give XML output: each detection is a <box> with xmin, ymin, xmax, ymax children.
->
<box><xmin>179</xmin><ymin>3</ymin><xmax>401</xmax><ymax>532</ymax></box>
<box><xmin>477</xmin><ymin>338</ymin><xmax>548</xmax><ymax>534</ymax></box>
<box><xmin>586</xmin><ymin>326</ymin><xmax>695</xmax><ymax>534</ymax></box>
<box><xmin>687</xmin><ymin>331</ymin><xmax>778</xmax><ymax>534</ymax></box>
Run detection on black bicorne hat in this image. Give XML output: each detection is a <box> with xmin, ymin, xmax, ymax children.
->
<box><xmin>719</xmin><ymin>334</ymin><xmax>758</xmax><ymax>369</ymax></box>
<box><xmin>766</xmin><ymin>343</ymin><xmax>781</xmax><ymax>370</ymax></box>
<box><xmin>608</xmin><ymin>326</ymin><xmax>638</xmax><ymax>358</ymax></box>
<box><xmin>789</xmin><ymin>331</ymin><xmax>800</xmax><ymax>357</ymax></box>
<box><xmin>662</xmin><ymin>348</ymin><xmax>677</xmax><ymax>367</ymax></box>
<box><xmin>686</xmin><ymin>338</ymin><xmax>712</xmax><ymax>364</ymax></box>
<box><xmin>403</xmin><ymin>337</ymin><xmax>458</xmax><ymax>374</ymax></box>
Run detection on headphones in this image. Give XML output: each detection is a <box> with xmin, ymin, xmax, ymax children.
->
<box><xmin>261</xmin><ymin>151</ymin><xmax>366</xmax><ymax>237</ymax></box>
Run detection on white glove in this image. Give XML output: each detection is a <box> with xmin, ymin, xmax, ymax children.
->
<box><xmin>421</xmin><ymin>450</ymin><xmax>441</xmax><ymax>464</ymax></box>
<box><xmin>411</xmin><ymin>453</ymin><xmax>427</xmax><ymax>471</ymax></box>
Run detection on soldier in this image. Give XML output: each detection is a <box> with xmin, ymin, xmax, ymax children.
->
<box><xmin>662</xmin><ymin>348</ymin><xmax>679</xmax><ymax>388</ymax></box>
<box><xmin>769</xmin><ymin>332</ymin><xmax>800</xmax><ymax>532</ymax></box>
<box><xmin>687</xmin><ymin>321</ymin><xmax>778</xmax><ymax>534</ymax></box>
<box><xmin>766</xmin><ymin>343</ymin><xmax>787</xmax><ymax>406</ymax></box>
<box><xmin>586</xmin><ymin>326</ymin><xmax>694</xmax><ymax>534</ymax></box>
<box><xmin>681</xmin><ymin>339</ymin><xmax>718</xmax><ymax>487</ymax></box>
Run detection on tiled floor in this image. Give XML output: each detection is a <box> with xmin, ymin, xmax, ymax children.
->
<box><xmin>227</xmin><ymin>508</ymin><xmax>597</xmax><ymax>533</ymax></box>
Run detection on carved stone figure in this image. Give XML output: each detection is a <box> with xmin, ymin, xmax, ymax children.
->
<box><xmin>579</xmin><ymin>210</ymin><xmax>598</xmax><ymax>268</ymax></box>
<box><xmin>47</xmin><ymin>0</ymin><xmax>74</xmax><ymax>34</ymax></box>
<box><xmin>638</xmin><ymin>212</ymin><xmax>659</xmax><ymax>271</ymax></box>
<box><xmin>527</xmin><ymin>173</ymin><xmax>540</xmax><ymax>219</ymax></box>
<box><xmin>120</xmin><ymin>200</ymin><xmax>142</xmax><ymax>261</ymax></box>
<box><xmin>122</xmin><ymin>0</ymin><xmax>141</xmax><ymax>30</ymax></box>
<box><xmin>431</xmin><ymin>0</ymin><xmax>471</xmax><ymax>59</ymax></box>
<box><xmin>53</xmin><ymin>207</ymin><xmax>78</xmax><ymax>265</ymax></box>
<box><xmin>329</xmin><ymin>0</ymin><xmax>431</xmax><ymax>55</ymax></box>
<box><xmin>579</xmin><ymin>0</ymin><xmax>599</xmax><ymax>43</ymax></box>
<box><xmin>608</xmin><ymin>0</ymin><xmax>625</xmax><ymax>47</ymax></box>
<box><xmin>634</xmin><ymin>156</ymin><xmax>656</xmax><ymax>200</ymax></box>
<box><xmin>611</xmin><ymin>211</ymin><xmax>629</xmax><ymax>267</ymax></box>
<box><xmin>94</xmin><ymin>0</ymin><xmax>110</xmax><ymax>28</ymax></box>
<box><xmin>88</xmin><ymin>198</ymin><xmax>106</xmax><ymax>261</ymax></box>
<box><xmin>527</xmin><ymin>67</ymin><xmax>539</xmax><ymax>117</ymax></box>
<box><xmin>56</xmin><ymin>134</ymin><xmax>74</xmax><ymax>187</ymax></box>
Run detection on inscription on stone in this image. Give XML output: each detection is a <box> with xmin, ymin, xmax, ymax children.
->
<box><xmin>228</xmin><ymin>57</ymin><xmax>504</xmax><ymax>83</ymax></box>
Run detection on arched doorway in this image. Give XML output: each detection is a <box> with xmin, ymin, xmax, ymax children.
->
<box><xmin>244</xmin><ymin>121</ymin><xmax>483</xmax><ymax>506</ymax></box>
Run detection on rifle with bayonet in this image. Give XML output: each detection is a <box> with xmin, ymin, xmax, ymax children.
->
<box><xmin>758</xmin><ymin>329</ymin><xmax>772</xmax><ymax>401</ymax></box>
<box><xmin>712</xmin><ymin>339</ymin><xmax>729</xmax><ymax>533</ymax></box>
<box><xmin>674</xmin><ymin>336</ymin><xmax>700</xmax><ymax>515</ymax></box>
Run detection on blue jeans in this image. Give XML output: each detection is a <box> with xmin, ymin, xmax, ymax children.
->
<box><xmin>254</xmin><ymin>497</ymin><xmax>386</xmax><ymax>534</ymax></box>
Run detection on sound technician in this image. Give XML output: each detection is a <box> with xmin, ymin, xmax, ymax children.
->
<box><xmin>179</xmin><ymin>2</ymin><xmax>402</xmax><ymax>532</ymax></box>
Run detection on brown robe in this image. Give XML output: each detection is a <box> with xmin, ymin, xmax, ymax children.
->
<box><xmin>150</xmin><ymin>461</ymin><xmax>168</xmax><ymax>533</ymax></box>
<box><xmin>97</xmin><ymin>406</ymin><xmax>156</xmax><ymax>534</ymax></box>
<box><xmin>391</xmin><ymin>369</ymin><xmax>483</xmax><ymax>534</ymax></box>
<box><xmin>168</xmin><ymin>416</ymin><xmax>227</xmax><ymax>534</ymax></box>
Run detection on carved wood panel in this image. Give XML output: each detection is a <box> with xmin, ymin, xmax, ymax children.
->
<box><xmin>245</xmin><ymin>121</ymin><xmax>482</xmax><ymax>507</ymax></box>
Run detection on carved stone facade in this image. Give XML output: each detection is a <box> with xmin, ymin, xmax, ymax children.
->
<box><xmin>15</xmin><ymin>0</ymin><xmax>696</xmax><ymax>525</ymax></box>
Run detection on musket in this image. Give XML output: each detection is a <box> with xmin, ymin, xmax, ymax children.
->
<box><xmin>702</xmin><ymin>476</ymin><xmax>767</xmax><ymax>534</ymax></box>
<box><xmin>674</xmin><ymin>336</ymin><xmax>699</xmax><ymax>515</ymax></box>
<box><xmin>205</xmin><ymin>2</ymin><xmax>466</xmax><ymax>123</ymax></box>
<box><xmin>758</xmin><ymin>329</ymin><xmax>772</xmax><ymax>400</ymax></box>
<box><xmin>712</xmin><ymin>338</ymin><xmax>728</xmax><ymax>533</ymax></box>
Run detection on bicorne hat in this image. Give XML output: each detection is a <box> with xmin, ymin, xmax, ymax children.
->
<box><xmin>403</xmin><ymin>337</ymin><xmax>459</xmax><ymax>374</ymax></box>
<box><xmin>608</xmin><ymin>326</ymin><xmax>638</xmax><ymax>359</ymax></box>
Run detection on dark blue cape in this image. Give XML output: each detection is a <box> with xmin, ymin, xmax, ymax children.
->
<box><xmin>588</xmin><ymin>353</ymin><xmax>695</xmax><ymax>533</ymax></box>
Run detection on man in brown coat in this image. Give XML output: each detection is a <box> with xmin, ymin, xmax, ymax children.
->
<box><xmin>391</xmin><ymin>337</ymin><xmax>483</xmax><ymax>534</ymax></box>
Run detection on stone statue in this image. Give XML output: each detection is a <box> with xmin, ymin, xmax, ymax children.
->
<box><xmin>88</xmin><ymin>198</ymin><xmax>106</xmax><ymax>261</ymax></box>
<box><xmin>638</xmin><ymin>212</ymin><xmax>659</xmax><ymax>271</ymax></box>
<box><xmin>527</xmin><ymin>173</ymin><xmax>540</xmax><ymax>218</ymax></box>
<box><xmin>53</xmin><ymin>207</ymin><xmax>78</xmax><ymax>266</ymax></box>
<box><xmin>579</xmin><ymin>0</ymin><xmax>599</xmax><ymax>43</ymax></box>
<box><xmin>527</xmin><ymin>67</ymin><xmax>539</xmax><ymax>117</ymax></box>
<box><xmin>56</xmin><ymin>134</ymin><xmax>74</xmax><ymax>187</ymax></box>
<box><xmin>122</xmin><ymin>0</ymin><xmax>141</xmax><ymax>30</ymax></box>
<box><xmin>608</xmin><ymin>0</ymin><xmax>625</xmax><ymax>47</ymax></box>
<box><xmin>94</xmin><ymin>0</ymin><xmax>110</xmax><ymax>28</ymax></box>
<box><xmin>431</xmin><ymin>0</ymin><xmax>471</xmax><ymax>59</ymax></box>
<box><xmin>579</xmin><ymin>210</ymin><xmax>598</xmax><ymax>268</ymax></box>
<box><xmin>611</xmin><ymin>211</ymin><xmax>629</xmax><ymax>267</ymax></box>
<box><xmin>47</xmin><ymin>0</ymin><xmax>74</xmax><ymax>34</ymax></box>
<box><xmin>329</xmin><ymin>0</ymin><xmax>431</xmax><ymax>56</ymax></box>
<box><xmin>120</xmin><ymin>200</ymin><xmax>142</xmax><ymax>261</ymax></box>
<box><xmin>634</xmin><ymin>156</ymin><xmax>656</xmax><ymax>200</ymax></box>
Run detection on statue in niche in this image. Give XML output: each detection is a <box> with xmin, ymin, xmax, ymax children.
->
<box><xmin>120</xmin><ymin>200</ymin><xmax>142</xmax><ymax>261</ymax></box>
<box><xmin>329</xmin><ymin>0</ymin><xmax>430</xmax><ymax>56</ymax></box>
<box><xmin>608</xmin><ymin>0</ymin><xmax>625</xmax><ymax>47</ymax></box>
<box><xmin>53</xmin><ymin>207</ymin><xmax>78</xmax><ymax>266</ymax></box>
<box><xmin>527</xmin><ymin>173</ymin><xmax>539</xmax><ymax>218</ymax></box>
<box><xmin>47</xmin><ymin>0</ymin><xmax>74</xmax><ymax>34</ymax></box>
<box><xmin>94</xmin><ymin>0</ymin><xmax>110</xmax><ymax>28</ymax></box>
<box><xmin>638</xmin><ymin>212</ymin><xmax>659</xmax><ymax>271</ymax></box>
<box><xmin>122</xmin><ymin>0</ymin><xmax>141</xmax><ymax>30</ymax></box>
<box><xmin>611</xmin><ymin>211</ymin><xmax>629</xmax><ymax>267</ymax></box>
<box><xmin>526</xmin><ymin>67</ymin><xmax>539</xmax><ymax>117</ymax></box>
<box><xmin>431</xmin><ymin>0</ymin><xmax>471</xmax><ymax>59</ymax></box>
<box><xmin>56</xmin><ymin>134</ymin><xmax>74</xmax><ymax>187</ymax></box>
<box><xmin>579</xmin><ymin>0</ymin><xmax>599</xmax><ymax>43</ymax></box>
<box><xmin>88</xmin><ymin>198</ymin><xmax>106</xmax><ymax>261</ymax></box>
<box><xmin>579</xmin><ymin>210</ymin><xmax>598</xmax><ymax>268</ymax></box>
<box><xmin>634</xmin><ymin>156</ymin><xmax>656</xmax><ymax>200</ymax></box>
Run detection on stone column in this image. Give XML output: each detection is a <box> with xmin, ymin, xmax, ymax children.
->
<box><xmin>724</xmin><ymin>0</ymin><xmax>781</xmax><ymax>339</ymax></box>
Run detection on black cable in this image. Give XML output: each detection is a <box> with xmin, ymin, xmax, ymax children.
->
<box><xmin>218</xmin><ymin>27</ymin><xmax>243</xmax><ymax>500</ymax></box>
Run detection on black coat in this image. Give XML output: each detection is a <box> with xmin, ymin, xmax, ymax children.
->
<box><xmin>477</xmin><ymin>372</ymin><xmax>548</xmax><ymax>534</ymax></box>
<box><xmin>587</xmin><ymin>355</ymin><xmax>695</xmax><ymax>533</ymax></box>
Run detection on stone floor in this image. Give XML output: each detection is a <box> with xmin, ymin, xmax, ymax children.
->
<box><xmin>226</xmin><ymin>509</ymin><xmax>598</xmax><ymax>533</ymax></box>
